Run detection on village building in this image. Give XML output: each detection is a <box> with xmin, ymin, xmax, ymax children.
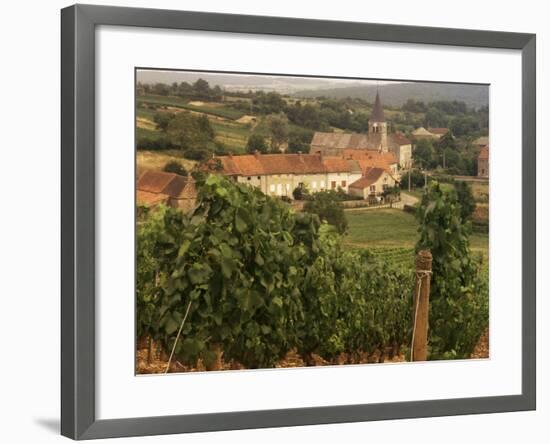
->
<box><xmin>411</xmin><ymin>127</ymin><xmax>450</xmax><ymax>140</ymax></box>
<box><xmin>342</xmin><ymin>149</ymin><xmax>399</xmax><ymax>177</ymax></box>
<box><xmin>428</xmin><ymin>127</ymin><xmax>450</xmax><ymax>139</ymax></box>
<box><xmin>211</xmin><ymin>152</ymin><xmax>363</xmax><ymax>198</ymax></box>
<box><xmin>309</xmin><ymin>92</ymin><xmax>412</xmax><ymax>169</ymax></box>
<box><xmin>136</xmin><ymin>170</ymin><xmax>197</xmax><ymax>211</ymax></box>
<box><xmin>477</xmin><ymin>145</ymin><xmax>489</xmax><ymax>178</ymax></box>
<box><xmin>348</xmin><ymin>167</ymin><xmax>399</xmax><ymax>200</ymax></box>
<box><xmin>473</xmin><ymin>136</ymin><xmax>489</xmax><ymax>150</ymax></box>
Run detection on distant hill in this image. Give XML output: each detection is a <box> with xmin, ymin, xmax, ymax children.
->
<box><xmin>136</xmin><ymin>70</ymin><xmax>363</xmax><ymax>93</ymax></box>
<box><xmin>294</xmin><ymin>82</ymin><xmax>489</xmax><ymax>109</ymax></box>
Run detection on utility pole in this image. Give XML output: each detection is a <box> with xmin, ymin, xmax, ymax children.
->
<box><xmin>408</xmin><ymin>159</ymin><xmax>413</xmax><ymax>193</ymax></box>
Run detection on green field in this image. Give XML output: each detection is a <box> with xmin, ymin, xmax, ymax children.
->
<box><xmin>344</xmin><ymin>208</ymin><xmax>489</xmax><ymax>261</ymax></box>
<box><xmin>210</xmin><ymin>120</ymin><xmax>250</xmax><ymax>152</ymax></box>
<box><xmin>137</xmin><ymin>94</ymin><xmax>245</xmax><ymax>120</ymax></box>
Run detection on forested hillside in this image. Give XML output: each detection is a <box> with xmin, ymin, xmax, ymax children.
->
<box><xmin>295</xmin><ymin>82</ymin><xmax>489</xmax><ymax>109</ymax></box>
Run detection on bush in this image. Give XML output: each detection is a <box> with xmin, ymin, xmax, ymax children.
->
<box><xmin>303</xmin><ymin>190</ymin><xmax>348</xmax><ymax>234</ymax></box>
<box><xmin>137</xmin><ymin>136</ymin><xmax>177</xmax><ymax>151</ymax></box>
<box><xmin>163</xmin><ymin>160</ymin><xmax>188</xmax><ymax>176</ymax></box>
<box><xmin>183</xmin><ymin>148</ymin><xmax>211</xmax><ymax>161</ymax></box>
<box><xmin>292</xmin><ymin>183</ymin><xmax>311</xmax><ymax>201</ymax></box>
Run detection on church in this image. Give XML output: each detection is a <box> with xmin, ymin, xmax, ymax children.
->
<box><xmin>309</xmin><ymin>91</ymin><xmax>413</xmax><ymax>169</ymax></box>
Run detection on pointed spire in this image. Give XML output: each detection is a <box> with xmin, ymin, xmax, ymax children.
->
<box><xmin>370</xmin><ymin>90</ymin><xmax>386</xmax><ymax>122</ymax></box>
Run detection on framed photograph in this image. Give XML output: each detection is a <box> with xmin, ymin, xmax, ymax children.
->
<box><xmin>61</xmin><ymin>4</ymin><xmax>536</xmax><ymax>440</ymax></box>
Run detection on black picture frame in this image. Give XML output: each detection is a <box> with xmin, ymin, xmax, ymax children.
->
<box><xmin>61</xmin><ymin>4</ymin><xmax>536</xmax><ymax>440</ymax></box>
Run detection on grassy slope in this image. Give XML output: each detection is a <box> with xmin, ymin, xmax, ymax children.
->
<box><xmin>136</xmin><ymin>150</ymin><xmax>196</xmax><ymax>176</ymax></box>
<box><xmin>344</xmin><ymin>208</ymin><xmax>489</xmax><ymax>259</ymax></box>
<box><xmin>137</xmin><ymin>94</ymin><xmax>245</xmax><ymax>120</ymax></box>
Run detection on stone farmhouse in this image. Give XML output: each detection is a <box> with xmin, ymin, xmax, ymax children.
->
<box><xmin>348</xmin><ymin>167</ymin><xmax>398</xmax><ymax>200</ymax></box>
<box><xmin>477</xmin><ymin>145</ymin><xmax>489</xmax><ymax>178</ymax></box>
<box><xmin>211</xmin><ymin>147</ymin><xmax>400</xmax><ymax>201</ymax></box>
<box><xmin>473</xmin><ymin>136</ymin><xmax>489</xmax><ymax>150</ymax></box>
<box><xmin>136</xmin><ymin>170</ymin><xmax>197</xmax><ymax>211</ymax></box>
<box><xmin>212</xmin><ymin>152</ymin><xmax>363</xmax><ymax>198</ymax></box>
<box><xmin>309</xmin><ymin>92</ymin><xmax>413</xmax><ymax>168</ymax></box>
<box><xmin>411</xmin><ymin>127</ymin><xmax>450</xmax><ymax>140</ymax></box>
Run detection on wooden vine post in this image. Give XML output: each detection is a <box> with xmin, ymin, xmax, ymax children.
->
<box><xmin>412</xmin><ymin>250</ymin><xmax>432</xmax><ymax>361</ymax></box>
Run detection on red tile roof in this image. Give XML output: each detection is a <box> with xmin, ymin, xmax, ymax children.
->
<box><xmin>214</xmin><ymin>153</ymin><xmax>358</xmax><ymax>176</ymax></box>
<box><xmin>428</xmin><ymin>127</ymin><xmax>449</xmax><ymax>135</ymax></box>
<box><xmin>137</xmin><ymin>170</ymin><xmax>177</xmax><ymax>194</ymax></box>
<box><xmin>323</xmin><ymin>156</ymin><xmax>354</xmax><ymax>173</ymax></box>
<box><xmin>137</xmin><ymin>170</ymin><xmax>196</xmax><ymax>203</ymax></box>
<box><xmin>392</xmin><ymin>132</ymin><xmax>412</xmax><ymax>145</ymax></box>
<box><xmin>349</xmin><ymin>167</ymin><xmax>386</xmax><ymax>189</ymax></box>
<box><xmin>342</xmin><ymin>149</ymin><xmax>397</xmax><ymax>173</ymax></box>
<box><xmin>136</xmin><ymin>190</ymin><xmax>169</xmax><ymax>205</ymax></box>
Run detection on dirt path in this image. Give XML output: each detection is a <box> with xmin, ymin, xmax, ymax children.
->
<box><xmin>394</xmin><ymin>191</ymin><xmax>419</xmax><ymax>209</ymax></box>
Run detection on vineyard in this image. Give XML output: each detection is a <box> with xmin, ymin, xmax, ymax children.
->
<box><xmin>364</xmin><ymin>247</ymin><xmax>415</xmax><ymax>268</ymax></box>
<box><xmin>137</xmin><ymin>176</ymin><xmax>489</xmax><ymax>372</ymax></box>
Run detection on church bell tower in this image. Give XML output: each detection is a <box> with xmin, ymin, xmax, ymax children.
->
<box><xmin>368</xmin><ymin>91</ymin><xmax>388</xmax><ymax>152</ymax></box>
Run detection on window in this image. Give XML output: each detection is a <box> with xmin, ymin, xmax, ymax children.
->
<box><xmin>247</xmin><ymin>177</ymin><xmax>251</xmax><ymax>181</ymax></box>
<box><xmin>277</xmin><ymin>184</ymin><xmax>282</xmax><ymax>196</ymax></box>
<box><xmin>370</xmin><ymin>185</ymin><xmax>376</xmax><ymax>192</ymax></box>
<box><xmin>341</xmin><ymin>181</ymin><xmax>346</xmax><ymax>187</ymax></box>
<box><xmin>331</xmin><ymin>181</ymin><xmax>336</xmax><ymax>189</ymax></box>
<box><xmin>257</xmin><ymin>176</ymin><xmax>261</xmax><ymax>180</ymax></box>
<box><xmin>312</xmin><ymin>181</ymin><xmax>317</xmax><ymax>189</ymax></box>
<box><xmin>320</xmin><ymin>181</ymin><xmax>325</xmax><ymax>189</ymax></box>
<box><xmin>269</xmin><ymin>184</ymin><xmax>275</xmax><ymax>193</ymax></box>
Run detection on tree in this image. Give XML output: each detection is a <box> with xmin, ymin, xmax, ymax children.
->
<box><xmin>152</xmin><ymin>82</ymin><xmax>170</xmax><ymax>96</ymax></box>
<box><xmin>163</xmin><ymin>160</ymin><xmax>188</xmax><ymax>176</ymax></box>
<box><xmin>413</xmin><ymin>139</ymin><xmax>434</xmax><ymax>169</ymax></box>
<box><xmin>166</xmin><ymin>112</ymin><xmax>215</xmax><ymax>151</ymax></box>
<box><xmin>455</xmin><ymin>181</ymin><xmax>476</xmax><ymax>221</ymax></box>
<box><xmin>197</xmin><ymin>114</ymin><xmax>215</xmax><ymax>140</ymax></box>
<box><xmin>450</xmin><ymin>115</ymin><xmax>480</xmax><ymax>137</ymax></box>
<box><xmin>266</xmin><ymin>114</ymin><xmax>289</xmax><ymax>151</ymax></box>
<box><xmin>153</xmin><ymin>111</ymin><xmax>175</xmax><ymax>131</ymax></box>
<box><xmin>287</xmin><ymin>128</ymin><xmax>314</xmax><ymax>153</ymax></box>
<box><xmin>424</xmin><ymin>107</ymin><xmax>448</xmax><ymax>128</ymax></box>
<box><xmin>176</xmin><ymin>81</ymin><xmax>193</xmax><ymax>97</ymax></box>
<box><xmin>303</xmin><ymin>191</ymin><xmax>348</xmax><ymax>234</ymax></box>
<box><xmin>245</xmin><ymin>134</ymin><xmax>268</xmax><ymax>154</ymax></box>
<box><xmin>400</xmin><ymin>169</ymin><xmax>428</xmax><ymax>189</ymax></box>
<box><xmin>193</xmin><ymin>78</ymin><xmax>211</xmax><ymax>98</ymax></box>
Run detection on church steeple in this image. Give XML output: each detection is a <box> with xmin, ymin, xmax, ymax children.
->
<box><xmin>370</xmin><ymin>91</ymin><xmax>386</xmax><ymax>122</ymax></box>
<box><xmin>368</xmin><ymin>90</ymin><xmax>388</xmax><ymax>152</ymax></box>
